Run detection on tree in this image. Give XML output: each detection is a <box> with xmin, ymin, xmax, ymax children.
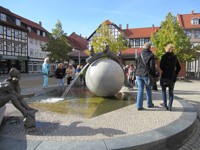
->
<box><xmin>91</xmin><ymin>21</ymin><xmax>128</xmax><ymax>53</ymax></box>
<box><xmin>151</xmin><ymin>12</ymin><xmax>198</xmax><ymax>62</ymax></box>
<box><xmin>41</xmin><ymin>20</ymin><xmax>72</xmax><ymax>63</ymax></box>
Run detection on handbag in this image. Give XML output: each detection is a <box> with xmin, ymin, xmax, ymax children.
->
<box><xmin>140</xmin><ymin>53</ymin><xmax>156</xmax><ymax>86</ymax></box>
<box><xmin>160</xmin><ymin>78</ymin><xmax>172</xmax><ymax>87</ymax></box>
<box><xmin>160</xmin><ymin>58</ymin><xmax>177</xmax><ymax>87</ymax></box>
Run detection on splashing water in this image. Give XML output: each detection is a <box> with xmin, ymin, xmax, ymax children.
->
<box><xmin>61</xmin><ymin>63</ymin><xmax>89</xmax><ymax>98</ymax></box>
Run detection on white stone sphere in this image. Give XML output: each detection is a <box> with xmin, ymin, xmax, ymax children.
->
<box><xmin>86</xmin><ymin>59</ymin><xmax>124</xmax><ymax>97</ymax></box>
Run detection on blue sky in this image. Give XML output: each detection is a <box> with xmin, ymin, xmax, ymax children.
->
<box><xmin>1</xmin><ymin>0</ymin><xmax>200</xmax><ymax>38</ymax></box>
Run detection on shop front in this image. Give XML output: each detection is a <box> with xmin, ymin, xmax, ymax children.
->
<box><xmin>0</xmin><ymin>55</ymin><xmax>28</xmax><ymax>74</ymax></box>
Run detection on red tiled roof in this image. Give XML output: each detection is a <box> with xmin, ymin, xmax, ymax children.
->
<box><xmin>122</xmin><ymin>27</ymin><xmax>160</xmax><ymax>38</ymax></box>
<box><xmin>177</xmin><ymin>12</ymin><xmax>200</xmax><ymax>29</ymax></box>
<box><xmin>0</xmin><ymin>6</ymin><xmax>27</xmax><ymax>31</ymax></box>
<box><xmin>0</xmin><ymin>6</ymin><xmax>49</xmax><ymax>42</ymax></box>
<box><xmin>69</xmin><ymin>32</ymin><xmax>88</xmax><ymax>50</ymax></box>
<box><xmin>66</xmin><ymin>36</ymin><xmax>83</xmax><ymax>50</ymax></box>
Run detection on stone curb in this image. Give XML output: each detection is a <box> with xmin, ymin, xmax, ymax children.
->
<box><xmin>0</xmin><ymin>96</ymin><xmax>197</xmax><ymax>150</ymax></box>
<box><xmin>0</xmin><ymin>106</ymin><xmax>6</xmax><ymax>126</ymax></box>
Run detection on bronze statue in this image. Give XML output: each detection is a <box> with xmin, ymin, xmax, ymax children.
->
<box><xmin>0</xmin><ymin>68</ymin><xmax>37</xmax><ymax>128</ymax></box>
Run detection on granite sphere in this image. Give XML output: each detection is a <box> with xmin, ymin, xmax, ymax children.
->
<box><xmin>86</xmin><ymin>59</ymin><xmax>124</xmax><ymax>97</ymax></box>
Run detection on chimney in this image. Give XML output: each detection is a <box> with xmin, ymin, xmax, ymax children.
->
<box><xmin>152</xmin><ymin>24</ymin><xmax>154</xmax><ymax>29</ymax></box>
<box><xmin>119</xmin><ymin>24</ymin><xmax>122</xmax><ymax>29</ymax></box>
<box><xmin>39</xmin><ymin>21</ymin><xmax>42</xmax><ymax>26</ymax></box>
<box><xmin>191</xmin><ymin>10</ymin><xmax>194</xmax><ymax>15</ymax></box>
<box><xmin>127</xmin><ymin>24</ymin><xmax>129</xmax><ymax>29</ymax></box>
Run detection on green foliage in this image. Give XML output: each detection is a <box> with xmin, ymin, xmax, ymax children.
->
<box><xmin>91</xmin><ymin>21</ymin><xmax>128</xmax><ymax>53</ymax></box>
<box><xmin>41</xmin><ymin>20</ymin><xmax>72</xmax><ymax>62</ymax></box>
<box><xmin>151</xmin><ymin>12</ymin><xmax>197</xmax><ymax>62</ymax></box>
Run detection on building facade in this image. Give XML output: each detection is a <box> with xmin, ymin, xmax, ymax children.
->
<box><xmin>177</xmin><ymin>10</ymin><xmax>200</xmax><ymax>78</ymax></box>
<box><xmin>0</xmin><ymin>6</ymin><xmax>29</xmax><ymax>74</ymax></box>
<box><xmin>0</xmin><ymin>6</ymin><xmax>51</xmax><ymax>74</ymax></box>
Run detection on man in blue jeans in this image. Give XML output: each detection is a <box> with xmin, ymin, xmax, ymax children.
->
<box><xmin>135</xmin><ymin>42</ymin><xmax>156</xmax><ymax>110</ymax></box>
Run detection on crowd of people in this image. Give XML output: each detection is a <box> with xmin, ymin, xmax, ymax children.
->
<box><xmin>123</xmin><ymin>42</ymin><xmax>181</xmax><ymax>111</ymax></box>
<box><xmin>41</xmin><ymin>61</ymin><xmax>86</xmax><ymax>88</ymax></box>
<box><xmin>42</xmin><ymin>42</ymin><xmax>181</xmax><ymax>111</ymax></box>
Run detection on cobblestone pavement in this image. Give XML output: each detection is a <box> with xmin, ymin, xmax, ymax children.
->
<box><xmin>0</xmin><ymin>74</ymin><xmax>200</xmax><ymax>149</ymax></box>
<box><xmin>175</xmin><ymin>80</ymin><xmax>200</xmax><ymax>150</ymax></box>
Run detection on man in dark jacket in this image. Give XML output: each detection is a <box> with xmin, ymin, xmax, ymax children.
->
<box><xmin>135</xmin><ymin>42</ymin><xmax>156</xmax><ymax>110</ymax></box>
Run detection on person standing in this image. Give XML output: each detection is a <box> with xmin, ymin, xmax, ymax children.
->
<box><xmin>160</xmin><ymin>44</ymin><xmax>181</xmax><ymax>111</ymax></box>
<box><xmin>65</xmin><ymin>65</ymin><xmax>73</xmax><ymax>86</ymax></box>
<box><xmin>135</xmin><ymin>42</ymin><xmax>156</xmax><ymax>110</ymax></box>
<box><xmin>42</xmin><ymin>58</ymin><xmax>50</xmax><ymax>88</ymax></box>
<box><xmin>128</xmin><ymin>64</ymin><xmax>136</xmax><ymax>86</ymax></box>
<box><xmin>152</xmin><ymin>65</ymin><xmax>160</xmax><ymax>91</ymax></box>
<box><xmin>55</xmin><ymin>63</ymin><xmax>65</xmax><ymax>87</ymax></box>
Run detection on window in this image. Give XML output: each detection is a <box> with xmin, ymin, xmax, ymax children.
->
<box><xmin>22</xmin><ymin>45</ymin><xmax>26</xmax><ymax>53</ymax></box>
<box><xmin>0</xmin><ymin>41</ymin><xmax>3</xmax><ymax>50</ymax></box>
<box><xmin>35</xmin><ymin>39</ymin><xmax>38</xmax><ymax>45</ymax></box>
<box><xmin>15</xmin><ymin>44</ymin><xmax>19</xmax><ymax>53</ymax></box>
<box><xmin>7</xmin><ymin>28</ymin><xmax>11</xmax><ymax>36</ymax></box>
<box><xmin>1</xmin><ymin>13</ymin><xmax>6</xmax><ymax>21</ymax></box>
<box><xmin>21</xmin><ymin>32</ymin><xmax>26</xmax><ymax>39</ymax></box>
<box><xmin>15</xmin><ymin>30</ymin><xmax>19</xmax><ymax>38</ymax></box>
<box><xmin>42</xmin><ymin>32</ymin><xmax>46</xmax><ymax>37</ymax></box>
<box><xmin>7</xmin><ymin>43</ymin><xmax>12</xmax><ymax>51</ymax></box>
<box><xmin>135</xmin><ymin>39</ymin><xmax>140</xmax><ymax>47</ymax></box>
<box><xmin>37</xmin><ymin>30</ymin><xmax>40</xmax><ymax>35</ymax></box>
<box><xmin>144</xmin><ymin>38</ymin><xmax>150</xmax><ymax>44</ymax></box>
<box><xmin>195</xmin><ymin>30</ymin><xmax>200</xmax><ymax>38</ymax></box>
<box><xmin>186</xmin><ymin>30</ymin><xmax>191</xmax><ymax>38</ymax></box>
<box><xmin>27</xmin><ymin>26</ymin><xmax>31</xmax><ymax>32</ymax></box>
<box><xmin>191</xmin><ymin>18</ymin><xmax>200</xmax><ymax>25</ymax></box>
<box><xmin>30</xmin><ymin>38</ymin><xmax>34</xmax><ymax>44</ymax></box>
<box><xmin>30</xmin><ymin>49</ymin><xmax>34</xmax><ymax>56</ymax></box>
<box><xmin>35</xmin><ymin>51</ymin><xmax>38</xmax><ymax>57</ymax></box>
<box><xmin>0</xmin><ymin>26</ymin><xmax>3</xmax><ymax>34</ymax></box>
<box><xmin>16</xmin><ymin>19</ymin><xmax>21</xmax><ymax>26</ymax></box>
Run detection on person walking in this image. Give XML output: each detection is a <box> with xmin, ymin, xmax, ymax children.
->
<box><xmin>55</xmin><ymin>63</ymin><xmax>65</xmax><ymax>87</ymax></box>
<box><xmin>135</xmin><ymin>42</ymin><xmax>156</xmax><ymax>110</ymax></box>
<box><xmin>65</xmin><ymin>65</ymin><xmax>73</xmax><ymax>86</ymax></box>
<box><xmin>160</xmin><ymin>44</ymin><xmax>181</xmax><ymax>111</ymax></box>
<box><xmin>42</xmin><ymin>58</ymin><xmax>50</xmax><ymax>88</ymax></box>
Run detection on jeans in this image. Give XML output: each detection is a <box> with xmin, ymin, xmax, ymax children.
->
<box><xmin>161</xmin><ymin>82</ymin><xmax>175</xmax><ymax>109</ymax></box>
<box><xmin>43</xmin><ymin>75</ymin><xmax>48</xmax><ymax>87</ymax></box>
<box><xmin>57</xmin><ymin>79</ymin><xmax>64</xmax><ymax>86</ymax></box>
<box><xmin>136</xmin><ymin>76</ymin><xmax>153</xmax><ymax>109</ymax></box>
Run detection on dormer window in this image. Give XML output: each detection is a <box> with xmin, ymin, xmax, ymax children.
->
<box><xmin>16</xmin><ymin>19</ymin><xmax>21</xmax><ymax>26</ymax></box>
<box><xmin>1</xmin><ymin>13</ymin><xmax>6</xmax><ymax>21</ymax></box>
<box><xmin>191</xmin><ymin>18</ymin><xmax>200</xmax><ymax>25</ymax></box>
<box><xmin>27</xmin><ymin>26</ymin><xmax>31</xmax><ymax>32</ymax></box>
<box><xmin>42</xmin><ymin>32</ymin><xmax>46</xmax><ymax>37</ymax></box>
<box><xmin>37</xmin><ymin>29</ymin><xmax>40</xmax><ymax>35</ymax></box>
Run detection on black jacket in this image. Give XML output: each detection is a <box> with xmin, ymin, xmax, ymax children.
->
<box><xmin>160</xmin><ymin>52</ymin><xmax>181</xmax><ymax>82</ymax></box>
<box><xmin>55</xmin><ymin>68</ymin><xmax>64</xmax><ymax>79</ymax></box>
<box><xmin>136</xmin><ymin>49</ymin><xmax>156</xmax><ymax>77</ymax></box>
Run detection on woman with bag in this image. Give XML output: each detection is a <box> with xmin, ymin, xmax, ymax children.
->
<box><xmin>160</xmin><ymin>44</ymin><xmax>181</xmax><ymax>111</ymax></box>
<box><xmin>135</xmin><ymin>42</ymin><xmax>156</xmax><ymax>110</ymax></box>
<box><xmin>55</xmin><ymin>63</ymin><xmax>65</xmax><ymax>87</ymax></box>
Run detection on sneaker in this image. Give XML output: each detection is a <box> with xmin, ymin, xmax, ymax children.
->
<box><xmin>160</xmin><ymin>103</ymin><xmax>167</xmax><ymax>107</ymax></box>
<box><xmin>137</xmin><ymin>107</ymin><xmax>143</xmax><ymax>110</ymax></box>
<box><xmin>148</xmin><ymin>104</ymin><xmax>154</xmax><ymax>108</ymax></box>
